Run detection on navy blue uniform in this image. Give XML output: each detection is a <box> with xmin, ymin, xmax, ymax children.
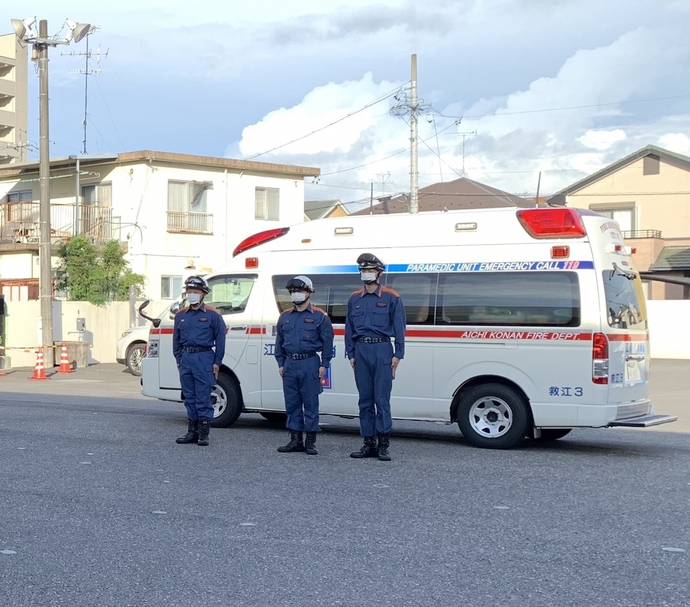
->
<box><xmin>345</xmin><ymin>285</ymin><xmax>406</xmax><ymax>436</ymax></box>
<box><xmin>275</xmin><ymin>304</ymin><xmax>334</xmax><ymax>433</ymax></box>
<box><xmin>173</xmin><ymin>304</ymin><xmax>226</xmax><ymax>421</ymax></box>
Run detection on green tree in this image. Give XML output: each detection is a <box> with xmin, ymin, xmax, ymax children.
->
<box><xmin>55</xmin><ymin>237</ymin><xmax>146</xmax><ymax>305</ymax></box>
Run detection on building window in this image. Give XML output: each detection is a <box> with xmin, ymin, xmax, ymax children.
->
<box><xmin>643</xmin><ymin>155</ymin><xmax>660</xmax><ymax>176</ymax></box>
<box><xmin>167</xmin><ymin>181</ymin><xmax>212</xmax><ymax>233</ymax></box>
<box><xmin>82</xmin><ymin>183</ymin><xmax>112</xmax><ymax>207</ymax></box>
<box><xmin>161</xmin><ymin>276</ymin><xmax>183</xmax><ymax>299</ymax></box>
<box><xmin>6</xmin><ymin>189</ymin><xmax>33</xmax><ymax>202</ymax></box>
<box><xmin>255</xmin><ymin>188</ymin><xmax>279</xmax><ymax>221</ymax></box>
<box><xmin>590</xmin><ymin>206</ymin><xmax>634</xmax><ymax>233</ymax></box>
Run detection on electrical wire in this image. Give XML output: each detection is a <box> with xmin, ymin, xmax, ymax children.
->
<box><xmin>243</xmin><ymin>82</ymin><xmax>410</xmax><ymax>160</ymax></box>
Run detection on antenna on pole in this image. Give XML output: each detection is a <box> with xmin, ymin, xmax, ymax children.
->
<box><xmin>457</xmin><ymin>131</ymin><xmax>477</xmax><ymax>177</ymax></box>
<box><xmin>391</xmin><ymin>54</ymin><xmax>430</xmax><ymax>214</ymax></box>
<box><xmin>64</xmin><ymin>26</ymin><xmax>108</xmax><ymax>155</ymax></box>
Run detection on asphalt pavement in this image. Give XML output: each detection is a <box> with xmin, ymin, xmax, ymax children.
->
<box><xmin>0</xmin><ymin>361</ymin><xmax>688</xmax><ymax>607</ymax></box>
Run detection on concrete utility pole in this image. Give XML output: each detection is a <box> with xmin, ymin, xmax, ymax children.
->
<box><xmin>409</xmin><ymin>54</ymin><xmax>419</xmax><ymax>214</ymax></box>
<box><xmin>11</xmin><ymin>16</ymin><xmax>91</xmax><ymax>366</ymax></box>
<box><xmin>37</xmin><ymin>19</ymin><xmax>53</xmax><ymax>366</ymax></box>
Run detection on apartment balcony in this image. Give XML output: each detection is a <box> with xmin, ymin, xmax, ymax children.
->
<box><xmin>0</xmin><ymin>202</ymin><xmax>114</xmax><ymax>246</ymax></box>
<box><xmin>167</xmin><ymin>210</ymin><xmax>213</xmax><ymax>234</ymax></box>
<box><xmin>623</xmin><ymin>230</ymin><xmax>662</xmax><ymax>239</ymax></box>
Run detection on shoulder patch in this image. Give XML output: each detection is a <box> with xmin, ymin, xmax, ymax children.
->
<box><xmin>311</xmin><ymin>305</ymin><xmax>327</xmax><ymax>315</ymax></box>
<box><xmin>350</xmin><ymin>288</ymin><xmax>365</xmax><ymax>297</ymax></box>
<box><xmin>179</xmin><ymin>306</ymin><xmax>190</xmax><ymax>313</ymax></box>
<box><xmin>205</xmin><ymin>306</ymin><xmax>220</xmax><ymax>314</ymax></box>
<box><xmin>282</xmin><ymin>308</ymin><xmax>295</xmax><ymax>315</ymax></box>
<box><xmin>380</xmin><ymin>286</ymin><xmax>400</xmax><ymax>297</ymax></box>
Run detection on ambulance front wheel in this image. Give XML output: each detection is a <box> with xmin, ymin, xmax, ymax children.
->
<box><xmin>210</xmin><ymin>373</ymin><xmax>242</xmax><ymax>428</ymax></box>
<box><xmin>457</xmin><ymin>383</ymin><xmax>530</xmax><ymax>449</ymax></box>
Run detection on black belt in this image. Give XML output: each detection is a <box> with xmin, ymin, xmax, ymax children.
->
<box><xmin>355</xmin><ymin>336</ymin><xmax>390</xmax><ymax>344</ymax></box>
<box><xmin>183</xmin><ymin>346</ymin><xmax>212</xmax><ymax>353</ymax></box>
<box><xmin>287</xmin><ymin>352</ymin><xmax>318</xmax><ymax>360</ymax></box>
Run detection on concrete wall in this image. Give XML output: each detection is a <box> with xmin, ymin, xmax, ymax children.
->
<box><xmin>3</xmin><ymin>299</ymin><xmax>689</xmax><ymax>369</ymax></box>
<box><xmin>3</xmin><ymin>299</ymin><xmax>169</xmax><ymax>368</ymax></box>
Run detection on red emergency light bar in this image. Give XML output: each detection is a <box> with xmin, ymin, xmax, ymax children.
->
<box><xmin>517</xmin><ymin>208</ymin><xmax>586</xmax><ymax>239</ymax></box>
<box><xmin>233</xmin><ymin>227</ymin><xmax>290</xmax><ymax>257</ymax></box>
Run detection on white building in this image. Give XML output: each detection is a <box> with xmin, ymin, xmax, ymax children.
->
<box><xmin>0</xmin><ymin>150</ymin><xmax>320</xmax><ymax>300</ymax></box>
<box><xmin>0</xmin><ymin>33</ymin><xmax>28</xmax><ymax>165</ymax></box>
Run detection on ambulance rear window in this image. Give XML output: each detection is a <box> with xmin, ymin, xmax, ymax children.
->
<box><xmin>438</xmin><ymin>272</ymin><xmax>580</xmax><ymax>327</ymax></box>
<box><xmin>602</xmin><ymin>270</ymin><xmax>647</xmax><ymax>329</ymax></box>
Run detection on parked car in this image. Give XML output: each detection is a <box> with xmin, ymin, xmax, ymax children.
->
<box><xmin>116</xmin><ymin>325</ymin><xmax>149</xmax><ymax>376</ymax></box>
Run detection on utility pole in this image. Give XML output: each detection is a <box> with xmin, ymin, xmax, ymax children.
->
<box><xmin>390</xmin><ymin>55</ymin><xmax>429</xmax><ymax>214</ymax></box>
<box><xmin>11</xmin><ymin>16</ymin><xmax>91</xmax><ymax>366</ymax></box>
<box><xmin>409</xmin><ymin>54</ymin><xmax>419</xmax><ymax>214</ymax></box>
<box><xmin>37</xmin><ymin>19</ymin><xmax>53</xmax><ymax>366</ymax></box>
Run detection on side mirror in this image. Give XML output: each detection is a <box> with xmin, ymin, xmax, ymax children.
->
<box><xmin>138</xmin><ymin>300</ymin><xmax>161</xmax><ymax>328</ymax></box>
<box><xmin>169</xmin><ymin>301</ymin><xmax>181</xmax><ymax>319</ymax></box>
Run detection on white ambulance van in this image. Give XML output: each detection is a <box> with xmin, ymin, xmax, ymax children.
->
<box><xmin>140</xmin><ymin>207</ymin><xmax>676</xmax><ymax>449</ymax></box>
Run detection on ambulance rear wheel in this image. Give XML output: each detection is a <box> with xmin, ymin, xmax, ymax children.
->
<box><xmin>210</xmin><ymin>373</ymin><xmax>242</xmax><ymax>428</ymax></box>
<box><xmin>457</xmin><ymin>383</ymin><xmax>529</xmax><ymax>449</ymax></box>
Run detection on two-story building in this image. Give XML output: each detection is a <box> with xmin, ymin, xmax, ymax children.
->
<box><xmin>547</xmin><ymin>145</ymin><xmax>690</xmax><ymax>300</ymax></box>
<box><xmin>0</xmin><ymin>150</ymin><xmax>319</xmax><ymax>300</ymax></box>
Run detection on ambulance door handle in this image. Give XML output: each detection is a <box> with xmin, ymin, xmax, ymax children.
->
<box><xmin>625</xmin><ymin>355</ymin><xmax>644</xmax><ymax>361</ymax></box>
<box><xmin>230</xmin><ymin>326</ymin><xmax>247</xmax><ymax>331</ymax></box>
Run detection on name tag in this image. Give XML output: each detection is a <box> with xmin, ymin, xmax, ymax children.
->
<box><xmin>304</xmin><ymin>318</ymin><xmax>315</xmax><ymax>324</ymax></box>
<box><xmin>376</xmin><ymin>302</ymin><xmax>388</xmax><ymax>308</ymax></box>
<box><xmin>198</xmin><ymin>317</ymin><xmax>208</xmax><ymax>322</ymax></box>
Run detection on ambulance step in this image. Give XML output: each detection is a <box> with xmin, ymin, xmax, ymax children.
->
<box><xmin>609</xmin><ymin>414</ymin><xmax>677</xmax><ymax>428</ymax></box>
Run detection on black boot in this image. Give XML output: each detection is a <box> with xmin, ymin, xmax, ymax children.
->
<box><xmin>305</xmin><ymin>432</ymin><xmax>318</xmax><ymax>455</ymax></box>
<box><xmin>277</xmin><ymin>431</ymin><xmax>305</xmax><ymax>453</ymax></box>
<box><xmin>175</xmin><ymin>419</ymin><xmax>199</xmax><ymax>444</ymax></box>
<box><xmin>197</xmin><ymin>420</ymin><xmax>211</xmax><ymax>446</ymax></box>
<box><xmin>350</xmin><ymin>436</ymin><xmax>378</xmax><ymax>459</ymax></box>
<box><xmin>377</xmin><ymin>434</ymin><xmax>391</xmax><ymax>461</ymax></box>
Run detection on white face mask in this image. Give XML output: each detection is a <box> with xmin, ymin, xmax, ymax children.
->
<box><xmin>290</xmin><ymin>292</ymin><xmax>308</xmax><ymax>304</ymax></box>
<box><xmin>360</xmin><ymin>271</ymin><xmax>378</xmax><ymax>284</ymax></box>
<box><xmin>186</xmin><ymin>293</ymin><xmax>202</xmax><ymax>306</ymax></box>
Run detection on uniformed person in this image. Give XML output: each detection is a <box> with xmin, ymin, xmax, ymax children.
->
<box><xmin>275</xmin><ymin>276</ymin><xmax>334</xmax><ymax>455</ymax></box>
<box><xmin>345</xmin><ymin>253</ymin><xmax>405</xmax><ymax>461</ymax></box>
<box><xmin>173</xmin><ymin>275</ymin><xmax>226</xmax><ymax>447</ymax></box>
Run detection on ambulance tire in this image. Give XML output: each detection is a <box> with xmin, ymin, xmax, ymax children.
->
<box><xmin>457</xmin><ymin>383</ymin><xmax>530</xmax><ymax>449</ymax></box>
<box><xmin>537</xmin><ymin>429</ymin><xmax>572</xmax><ymax>441</ymax></box>
<box><xmin>260</xmin><ymin>412</ymin><xmax>288</xmax><ymax>423</ymax></box>
<box><xmin>210</xmin><ymin>373</ymin><xmax>242</xmax><ymax>428</ymax></box>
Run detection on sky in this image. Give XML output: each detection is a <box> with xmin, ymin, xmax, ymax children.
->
<box><xmin>3</xmin><ymin>0</ymin><xmax>690</xmax><ymax>206</ymax></box>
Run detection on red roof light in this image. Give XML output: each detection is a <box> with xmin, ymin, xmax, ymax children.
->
<box><xmin>517</xmin><ymin>208</ymin><xmax>586</xmax><ymax>239</ymax></box>
<box><xmin>233</xmin><ymin>227</ymin><xmax>290</xmax><ymax>257</ymax></box>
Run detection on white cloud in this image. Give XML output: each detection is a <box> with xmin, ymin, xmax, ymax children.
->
<box><xmin>578</xmin><ymin>130</ymin><xmax>627</xmax><ymax>151</ymax></box>
<box><xmin>659</xmin><ymin>133</ymin><xmax>690</xmax><ymax>157</ymax></box>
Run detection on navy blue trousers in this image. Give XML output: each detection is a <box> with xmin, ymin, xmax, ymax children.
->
<box><xmin>179</xmin><ymin>350</ymin><xmax>215</xmax><ymax>421</ymax></box>
<box><xmin>282</xmin><ymin>356</ymin><xmax>322</xmax><ymax>432</ymax></box>
<box><xmin>353</xmin><ymin>341</ymin><xmax>393</xmax><ymax>436</ymax></box>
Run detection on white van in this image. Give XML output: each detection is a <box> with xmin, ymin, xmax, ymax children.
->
<box><xmin>140</xmin><ymin>207</ymin><xmax>676</xmax><ymax>449</ymax></box>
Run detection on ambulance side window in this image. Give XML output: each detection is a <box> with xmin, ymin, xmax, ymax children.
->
<box><xmin>205</xmin><ymin>275</ymin><xmax>257</xmax><ymax>314</ymax></box>
<box><xmin>384</xmin><ymin>273</ymin><xmax>436</xmax><ymax>325</ymax></box>
<box><xmin>437</xmin><ymin>272</ymin><xmax>580</xmax><ymax>327</ymax></box>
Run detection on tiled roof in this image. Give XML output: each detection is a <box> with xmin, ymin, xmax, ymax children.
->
<box><xmin>649</xmin><ymin>246</ymin><xmax>690</xmax><ymax>271</ymax></box>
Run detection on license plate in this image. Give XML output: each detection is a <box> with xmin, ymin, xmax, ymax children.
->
<box><xmin>625</xmin><ymin>360</ymin><xmax>641</xmax><ymax>383</ymax></box>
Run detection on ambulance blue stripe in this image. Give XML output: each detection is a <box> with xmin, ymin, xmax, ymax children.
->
<box><xmin>300</xmin><ymin>261</ymin><xmax>594</xmax><ymax>273</ymax></box>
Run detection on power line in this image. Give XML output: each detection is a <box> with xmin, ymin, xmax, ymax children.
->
<box><xmin>432</xmin><ymin>94</ymin><xmax>690</xmax><ymax>121</ymax></box>
<box><xmin>243</xmin><ymin>82</ymin><xmax>409</xmax><ymax>160</ymax></box>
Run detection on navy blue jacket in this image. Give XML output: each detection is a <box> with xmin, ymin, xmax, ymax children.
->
<box><xmin>275</xmin><ymin>304</ymin><xmax>334</xmax><ymax>369</ymax></box>
<box><xmin>345</xmin><ymin>285</ymin><xmax>406</xmax><ymax>360</ymax></box>
<box><xmin>173</xmin><ymin>304</ymin><xmax>226</xmax><ymax>366</ymax></box>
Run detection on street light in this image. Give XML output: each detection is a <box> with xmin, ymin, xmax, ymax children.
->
<box><xmin>11</xmin><ymin>17</ymin><xmax>91</xmax><ymax>366</ymax></box>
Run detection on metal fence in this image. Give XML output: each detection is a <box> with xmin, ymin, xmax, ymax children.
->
<box><xmin>623</xmin><ymin>229</ymin><xmax>662</xmax><ymax>239</ymax></box>
<box><xmin>0</xmin><ymin>202</ymin><xmax>114</xmax><ymax>244</ymax></box>
<box><xmin>166</xmin><ymin>210</ymin><xmax>213</xmax><ymax>234</ymax></box>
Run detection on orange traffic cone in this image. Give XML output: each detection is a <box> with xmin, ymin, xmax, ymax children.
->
<box><xmin>58</xmin><ymin>343</ymin><xmax>72</xmax><ymax>374</ymax></box>
<box><xmin>29</xmin><ymin>349</ymin><xmax>49</xmax><ymax>380</ymax></box>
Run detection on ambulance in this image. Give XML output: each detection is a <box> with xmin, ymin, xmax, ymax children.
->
<box><xmin>140</xmin><ymin>206</ymin><xmax>677</xmax><ymax>449</ymax></box>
